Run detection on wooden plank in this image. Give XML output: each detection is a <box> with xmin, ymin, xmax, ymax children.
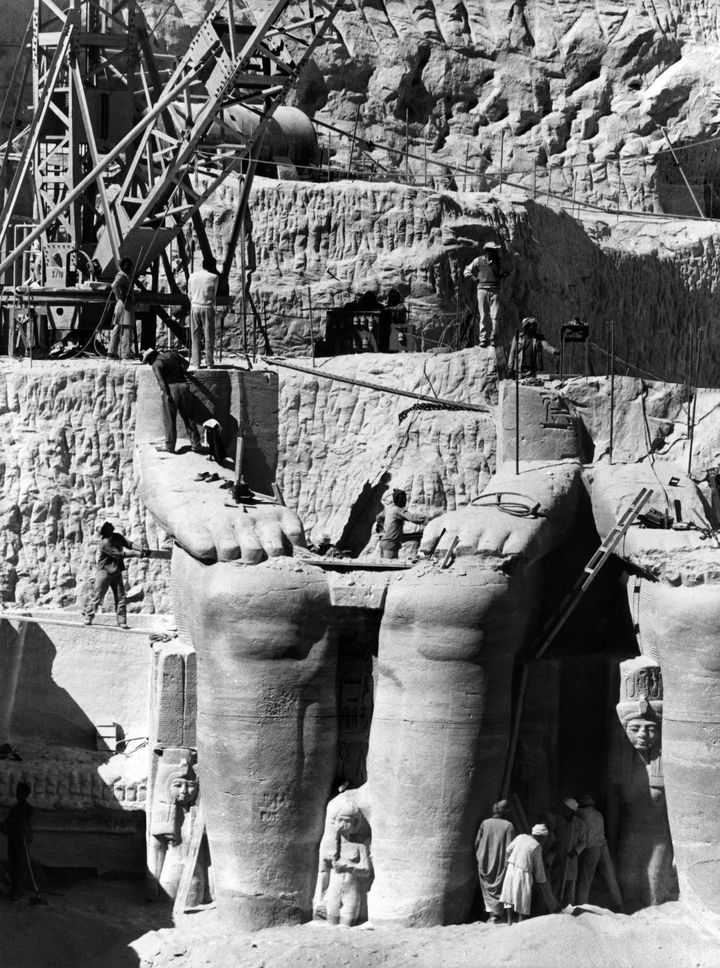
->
<box><xmin>172</xmin><ymin>801</ymin><xmax>206</xmax><ymax>917</ymax></box>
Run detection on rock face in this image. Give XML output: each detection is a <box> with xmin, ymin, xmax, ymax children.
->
<box><xmin>6</xmin><ymin>353</ymin><xmax>720</xmax><ymax>927</ymax></box>
<box><xmin>208</xmin><ymin>180</ymin><xmax>720</xmax><ymax>385</ymax></box>
<box><xmin>0</xmin><ymin>363</ymin><xmax>169</xmax><ymax>611</ymax></box>
<box><xmin>7</xmin><ymin>0</ymin><xmax>720</xmax><ymax>219</ymax></box>
<box><xmin>143</xmin><ymin>0</ymin><xmax>720</xmax><ymax>218</ymax></box>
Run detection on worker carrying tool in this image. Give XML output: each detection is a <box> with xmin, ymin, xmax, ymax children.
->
<box><xmin>187</xmin><ymin>257</ymin><xmax>219</xmax><ymax>368</ymax></box>
<box><xmin>1</xmin><ymin>781</ymin><xmax>33</xmax><ymax>900</ymax></box>
<box><xmin>142</xmin><ymin>348</ymin><xmax>203</xmax><ymax>454</ymax></box>
<box><xmin>375</xmin><ymin>489</ymin><xmax>430</xmax><ymax>559</ymax></box>
<box><xmin>507</xmin><ymin>317</ymin><xmax>557</xmax><ymax>379</ymax></box>
<box><xmin>107</xmin><ymin>258</ymin><xmax>136</xmax><ymax>361</ymax></box>
<box><xmin>83</xmin><ymin>522</ymin><xmax>149</xmax><ymax>629</ymax></box>
<box><xmin>463</xmin><ymin>241</ymin><xmax>508</xmax><ymax>347</ymax></box>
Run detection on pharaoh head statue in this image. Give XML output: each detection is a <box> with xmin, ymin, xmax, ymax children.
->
<box><xmin>163</xmin><ymin>751</ymin><xmax>198</xmax><ymax>807</ymax></box>
<box><xmin>616</xmin><ymin>657</ymin><xmax>663</xmax><ymax>754</ymax></box>
<box><xmin>151</xmin><ymin>748</ymin><xmax>199</xmax><ymax>837</ymax></box>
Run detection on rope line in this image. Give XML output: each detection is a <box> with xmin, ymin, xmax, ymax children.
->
<box><xmin>260</xmin><ymin>355</ymin><xmax>492</xmax><ymax>413</ymax></box>
<box><xmin>0</xmin><ymin>608</ymin><xmax>173</xmax><ymax>637</ymax></box>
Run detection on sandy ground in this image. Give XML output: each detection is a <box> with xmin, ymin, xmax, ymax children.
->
<box><xmin>1</xmin><ymin>874</ymin><xmax>718</xmax><ymax>968</ymax></box>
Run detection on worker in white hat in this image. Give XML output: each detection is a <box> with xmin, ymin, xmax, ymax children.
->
<box><xmin>462</xmin><ymin>240</ymin><xmax>508</xmax><ymax>348</ymax></box>
<box><xmin>500</xmin><ymin>823</ymin><xmax>560</xmax><ymax>923</ymax></box>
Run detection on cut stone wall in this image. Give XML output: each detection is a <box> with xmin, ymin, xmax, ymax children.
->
<box><xmin>208</xmin><ymin>179</ymin><xmax>720</xmax><ymax>384</ymax></box>
<box><xmin>0</xmin><ymin>362</ymin><xmax>170</xmax><ymax>611</ymax></box>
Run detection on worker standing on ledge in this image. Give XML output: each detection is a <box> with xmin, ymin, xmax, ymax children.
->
<box><xmin>142</xmin><ymin>348</ymin><xmax>203</xmax><ymax>454</ymax></box>
<box><xmin>375</xmin><ymin>489</ymin><xmax>429</xmax><ymax>560</ymax></box>
<box><xmin>187</xmin><ymin>257</ymin><xmax>219</xmax><ymax>368</ymax></box>
<box><xmin>107</xmin><ymin>258</ymin><xmax>136</xmax><ymax>361</ymax></box>
<box><xmin>463</xmin><ymin>241</ymin><xmax>508</xmax><ymax>348</ymax></box>
<box><xmin>83</xmin><ymin>522</ymin><xmax>149</xmax><ymax>629</ymax></box>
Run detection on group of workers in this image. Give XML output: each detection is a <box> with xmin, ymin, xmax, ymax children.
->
<box><xmin>475</xmin><ymin>795</ymin><xmax>621</xmax><ymax>925</ymax></box>
<box><xmin>108</xmin><ymin>257</ymin><xmax>218</xmax><ymax>367</ymax></box>
<box><xmin>84</xmin><ymin>344</ymin><xmax>206</xmax><ymax>627</ymax></box>
<box><xmin>463</xmin><ymin>239</ymin><xmax>563</xmax><ymax>379</ymax></box>
<box><xmin>105</xmin><ymin>240</ymin><xmax>556</xmax><ymax>376</ymax></box>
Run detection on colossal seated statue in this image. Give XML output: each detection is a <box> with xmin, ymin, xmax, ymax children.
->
<box><xmin>135</xmin><ymin>366</ymin><xmax>591</xmax><ymax>927</ymax></box>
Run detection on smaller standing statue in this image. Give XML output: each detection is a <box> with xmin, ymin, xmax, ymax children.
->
<box><xmin>313</xmin><ymin>793</ymin><xmax>373</xmax><ymax>926</ymax></box>
<box><xmin>146</xmin><ymin>748</ymin><xmax>207</xmax><ymax>904</ymax></box>
<box><xmin>608</xmin><ymin>657</ymin><xmax>677</xmax><ymax>911</ymax></box>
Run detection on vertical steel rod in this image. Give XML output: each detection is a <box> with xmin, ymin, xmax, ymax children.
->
<box><xmin>515</xmin><ymin>330</ymin><xmax>520</xmax><ymax>476</ymax></box>
<box><xmin>609</xmin><ymin>321</ymin><xmax>615</xmax><ymax>465</ymax></box>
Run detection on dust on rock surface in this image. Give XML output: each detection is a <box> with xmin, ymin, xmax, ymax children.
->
<box><xmin>131</xmin><ymin>902</ymin><xmax>718</xmax><ymax>968</ymax></box>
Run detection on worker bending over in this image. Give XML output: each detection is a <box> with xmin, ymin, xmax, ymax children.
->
<box><xmin>84</xmin><ymin>522</ymin><xmax>149</xmax><ymax>629</ymax></box>
<box><xmin>376</xmin><ymin>489</ymin><xmax>428</xmax><ymax>560</ymax></box>
<box><xmin>187</xmin><ymin>258</ymin><xmax>219</xmax><ymax>368</ymax></box>
<box><xmin>501</xmin><ymin>824</ymin><xmax>560</xmax><ymax>923</ymax></box>
<box><xmin>142</xmin><ymin>348</ymin><xmax>203</xmax><ymax>454</ymax></box>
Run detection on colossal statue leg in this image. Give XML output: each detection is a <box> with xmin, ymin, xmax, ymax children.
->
<box><xmin>137</xmin><ymin>436</ymin><xmax>337</xmax><ymax>928</ymax></box>
<box><xmin>171</xmin><ymin>550</ymin><xmax>336</xmax><ymax>927</ymax></box>
<box><xmin>593</xmin><ymin>461</ymin><xmax>720</xmax><ymax>917</ymax></box>
<box><xmin>363</xmin><ymin>461</ymin><xmax>589</xmax><ymax>925</ymax></box>
<box><xmin>136</xmin><ymin>370</ymin><xmax>592</xmax><ymax>928</ymax></box>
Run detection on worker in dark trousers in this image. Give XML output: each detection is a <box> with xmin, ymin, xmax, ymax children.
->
<box><xmin>142</xmin><ymin>348</ymin><xmax>203</xmax><ymax>454</ymax></box>
<box><xmin>507</xmin><ymin>317</ymin><xmax>557</xmax><ymax>379</ymax></box>
<box><xmin>375</xmin><ymin>489</ymin><xmax>429</xmax><ymax>559</ymax></box>
<box><xmin>83</xmin><ymin>522</ymin><xmax>148</xmax><ymax>629</ymax></box>
<box><xmin>1</xmin><ymin>781</ymin><xmax>33</xmax><ymax>899</ymax></box>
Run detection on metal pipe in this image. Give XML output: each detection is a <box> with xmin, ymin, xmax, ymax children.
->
<box><xmin>662</xmin><ymin>127</ymin><xmax>706</xmax><ymax>219</ymax></box>
<box><xmin>609</xmin><ymin>321</ymin><xmax>615</xmax><ymax>465</ymax></box>
<box><xmin>688</xmin><ymin>327</ymin><xmax>704</xmax><ymax>476</ymax></box>
<box><xmin>307</xmin><ymin>285</ymin><xmax>315</xmax><ymax>366</ymax></box>
<box><xmin>515</xmin><ymin>330</ymin><xmax>520</xmax><ymax>475</ymax></box>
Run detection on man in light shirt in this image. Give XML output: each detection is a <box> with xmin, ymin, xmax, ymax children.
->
<box><xmin>576</xmin><ymin>794</ymin><xmax>622</xmax><ymax>908</ymax></box>
<box><xmin>187</xmin><ymin>257</ymin><xmax>219</xmax><ymax>368</ymax></box>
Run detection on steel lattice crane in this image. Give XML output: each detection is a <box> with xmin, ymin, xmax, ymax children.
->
<box><xmin>0</xmin><ymin>0</ymin><xmax>341</xmax><ymax>352</ymax></box>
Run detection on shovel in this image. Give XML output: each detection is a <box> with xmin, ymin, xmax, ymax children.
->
<box><xmin>23</xmin><ymin>839</ymin><xmax>48</xmax><ymax>906</ymax></box>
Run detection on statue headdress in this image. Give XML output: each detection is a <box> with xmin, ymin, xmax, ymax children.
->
<box><xmin>616</xmin><ymin>656</ymin><xmax>663</xmax><ymax>727</ymax></box>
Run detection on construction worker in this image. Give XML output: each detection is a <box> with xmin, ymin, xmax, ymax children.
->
<box><xmin>107</xmin><ymin>257</ymin><xmax>136</xmax><ymax>360</ymax></box>
<box><xmin>375</xmin><ymin>489</ymin><xmax>428</xmax><ymax>560</ymax></box>
<box><xmin>142</xmin><ymin>348</ymin><xmax>203</xmax><ymax>454</ymax></box>
<box><xmin>463</xmin><ymin>241</ymin><xmax>507</xmax><ymax>347</ymax></box>
<box><xmin>84</xmin><ymin>522</ymin><xmax>149</xmax><ymax>629</ymax></box>
<box><xmin>576</xmin><ymin>794</ymin><xmax>622</xmax><ymax>908</ymax></box>
<box><xmin>553</xmin><ymin>797</ymin><xmax>588</xmax><ymax>907</ymax></box>
<box><xmin>1</xmin><ymin>781</ymin><xmax>33</xmax><ymax>899</ymax></box>
<box><xmin>500</xmin><ymin>824</ymin><xmax>559</xmax><ymax>923</ymax></box>
<box><xmin>475</xmin><ymin>800</ymin><xmax>516</xmax><ymax>923</ymax></box>
<box><xmin>507</xmin><ymin>317</ymin><xmax>557</xmax><ymax>379</ymax></box>
<box><xmin>187</xmin><ymin>257</ymin><xmax>219</xmax><ymax>368</ymax></box>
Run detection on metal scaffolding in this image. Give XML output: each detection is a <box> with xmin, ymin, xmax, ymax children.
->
<box><xmin>0</xmin><ymin>0</ymin><xmax>341</xmax><ymax>352</ymax></box>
